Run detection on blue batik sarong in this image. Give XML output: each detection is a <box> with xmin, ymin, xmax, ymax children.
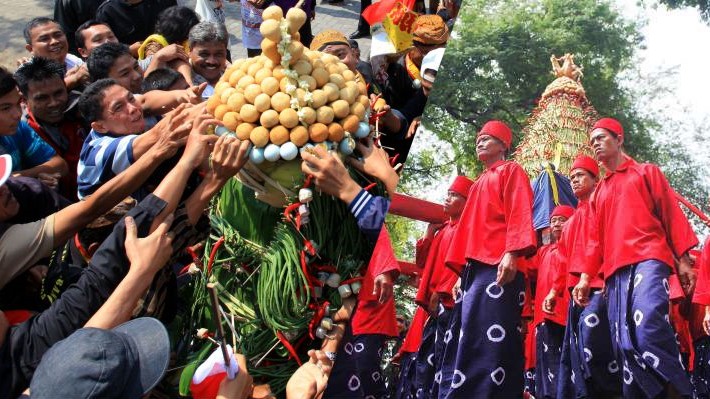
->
<box><xmin>439</xmin><ymin>261</ymin><xmax>525</xmax><ymax>399</ymax></box>
<box><xmin>606</xmin><ymin>260</ymin><xmax>691</xmax><ymax>398</ymax></box>
<box><xmin>557</xmin><ymin>290</ymin><xmax>621</xmax><ymax>398</ymax></box>
<box><xmin>395</xmin><ymin>351</ymin><xmax>417</xmax><ymax>399</ymax></box>
<box><xmin>535</xmin><ymin>321</ymin><xmax>565</xmax><ymax>398</ymax></box>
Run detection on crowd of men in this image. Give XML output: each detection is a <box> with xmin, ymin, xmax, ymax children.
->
<box><xmin>0</xmin><ymin>0</ymin><xmax>457</xmax><ymax>397</ymax></box>
<box><xmin>3</xmin><ymin>0</ymin><xmax>707</xmax><ymax>398</ymax></box>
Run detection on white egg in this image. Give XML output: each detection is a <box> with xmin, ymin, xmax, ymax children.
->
<box><xmin>280</xmin><ymin>142</ymin><xmax>299</xmax><ymax>160</ymax></box>
<box><xmin>264</xmin><ymin>144</ymin><xmax>281</xmax><ymax>162</ymax></box>
<box><xmin>249</xmin><ymin>147</ymin><xmax>265</xmax><ymax>164</ymax></box>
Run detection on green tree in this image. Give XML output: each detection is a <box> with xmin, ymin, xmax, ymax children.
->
<box><xmin>403</xmin><ymin>0</ymin><xmax>708</xmax><ymax>211</ymax></box>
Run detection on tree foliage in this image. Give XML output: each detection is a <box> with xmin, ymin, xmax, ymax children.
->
<box><xmin>402</xmin><ymin>0</ymin><xmax>708</xmax><ymax>213</ymax></box>
<box><xmin>658</xmin><ymin>0</ymin><xmax>710</xmax><ymax>21</ymax></box>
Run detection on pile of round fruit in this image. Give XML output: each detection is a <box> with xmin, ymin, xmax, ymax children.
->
<box><xmin>205</xmin><ymin>5</ymin><xmax>372</xmax><ymax>165</ymax></box>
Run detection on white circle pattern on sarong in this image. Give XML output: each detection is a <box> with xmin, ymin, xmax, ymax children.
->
<box><xmin>623</xmin><ymin>362</ymin><xmax>633</xmax><ymax>385</ymax></box>
<box><xmin>354</xmin><ymin>343</ymin><xmax>365</xmax><ymax>353</ymax></box>
<box><xmin>547</xmin><ymin>369</ymin><xmax>554</xmax><ymax>382</ymax></box>
<box><xmin>571</xmin><ymin>370</ymin><xmax>576</xmax><ymax>383</ymax></box>
<box><xmin>633</xmin><ymin>310</ymin><xmax>644</xmax><ymax>326</ymax></box>
<box><xmin>525</xmin><ymin>371</ymin><xmax>534</xmax><ymax>379</ymax></box>
<box><xmin>365</xmin><ymin>396</ymin><xmax>376</xmax><ymax>399</ymax></box>
<box><xmin>642</xmin><ymin>351</ymin><xmax>660</xmax><ymax>369</ymax></box>
<box><xmin>663</xmin><ymin>278</ymin><xmax>670</xmax><ymax>294</ymax></box>
<box><xmin>415</xmin><ymin>388</ymin><xmax>423</xmax><ymax>398</ymax></box>
<box><xmin>452</xmin><ymin>369</ymin><xmax>467</xmax><ymax>389</ymax></box>
<box><xmin>608</xmin><ymin>360</ymin><xmax>619</xmax><ymax>373</ymax></box>
<box><xmin>434</xmin><ymin>371</ymin><xmax>442</xmax><ymax>384</ymax></box>
<box><xmin>427</xmin><ymin>353</ymin><xmax>435</xmax><ymax>366</ymax></box>
<box><xmin>664</xmin><ymin>314</ymin><xmax>670</xmax><ymax>324</ymax></box>
<box><xmin>518</xmin><ymin>291</ymin><xmax>526</xmax><ymax>306</ymax></box>
<box><xmin>584</xmin><ymin>347</ymin><xmax>593</xmax><ymax>362</ymax></box>
<box><xmin>634</xmin><ymin>273</ymin><xmax>643</xmax><ymax>288</ymax></box>
<box><xmin>584</xmin><ymin>313</ymin><xmax>600</xmax><ymax>328</ymax></box>
<box><xmin>348</xmin><ymin>375</ymin><xmax>361</xmax><ymax>391</ymax></box>
<box><xmin>486</xmin><ymin>282</ymin><xmax>504</xmax><ymax>299</ymax></box>
<box><xmin>444</xmin><ymin>329</ymin><xmax>453</xmax><ymax>344</ymax></box>
<box><xmin>490</xmin><ymin>367</ymin><xmax>506</xmax><ymax>386</ymax></box>
<box><xmin>634</xmin><ymin>354</ymin><xmax>647</xmax><ymax>370</ymax></box>
<box><xmin>344</xmin><ymin>342</ymin><xmax>354</xmax><ymax>355</ymax></box>
<box><xmin>487</xmin><ymin>324</ymin><xmax>506</xmax><ymax>343</ymax></box>
<box><xmin>543</xmin><ymin>342</ymin><xmax>549</xmax><ymax>352</ymax></box>
<box><xmin>372</xmin><ymin>371</ymin><xmax>381</xmax><ymax>382</ymax></box>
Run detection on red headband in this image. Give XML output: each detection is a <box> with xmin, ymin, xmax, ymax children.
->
<box><xmin>477</xmin><ymin>120</ymin><xmax>512</xmax><ymax>149</ymax></box>
<box><xmin>571</xmin><ymin>154</ymin><xmax>599</xmax><ymax>177</ymax></box>
<box><xmin>449</xmin><ymin>175</ymin><xmax>474</xmax><ymax>198</ymax></box>
<box><xmin>592</xmin><ymin>118</ymin><xmax>624</xmax><ymax>139</ymax></box>
<box><xmin>551</xmin><ymin>205</ymin><xmax>575</xmax><ymax>220</ymax></box>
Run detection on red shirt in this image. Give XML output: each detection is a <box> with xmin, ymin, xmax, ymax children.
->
<box><xmin>529</xmin><ymin>244</ymin><xmax>568</xmax><ymax>327</ymax></box>
<box><xmin>25</xmin><ymin>111</ymin><xmax>85</xmax><ymax>201</ymax></box>
<box><xmin>398</xmin><ymin>307</ymin><xmax>428</xmax><ymax>354</ymax></box>
<box><xmin>415</xmin><ymin>221</ymin><xmax>459</xmax><ymax>310</ymax></box>
<box><xmin>583</xmin><ymin>157</ymin><xmax>698</xmax><ymax>279</ymax></box>
<box><xmin>352</xmin><ymin>227</ymin><xmax>400</xmax><ymax>337</ymax></box>
<box><xmin>693</xmin><ymin>237</ymin><xmax>710</xmax><ymax>306</ymax></box>
<box><xmin>446</xmin><ymin>160</ymin><xmax>536</xmax><ymax>273</ymax></box>
<box><xmin>555</xmin><ymin>200</ymin><xmax>604</xmax><ymax>290</ymax></box>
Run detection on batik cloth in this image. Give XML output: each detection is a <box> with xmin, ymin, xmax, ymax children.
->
<box><xmin>535</xmin><ymin>321</ymin><xmax>565</xmax><ymax>398</ymax></box>
<box><xmin>438</xmin><ymin>262</ymin><xmax>525</xmax><ymax>398</ymax></box>
<box><xmin>606</xmin><ymin>260</ymin><xmax>691</xmax><ymax>398</ymax></box>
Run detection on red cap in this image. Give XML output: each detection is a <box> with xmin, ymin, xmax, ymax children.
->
<box><xmin>551</xmin><ymin>205</ymin><xmax>575</xmax><ymax>220</ymax></box>
<box><xmin>592</xmin><ymin>118</ymin><xmax>624</xmax><ymax>139</ymax></box>
<box><xmin>571</xmin><ymin>154</ymin><xmax>599</xmax><ymax>177</ymax></box>
<box><xmin>478</xmin><ymin>120</ymin><xmax>512</xmax><ymax>149</ymax></box>
<box><xmin>449</xmin><ymin>175</ymin><xmax>474</xmax><ymax>198</ymax></box>
<box><xmin>0</xmin><ymin>154</ymin><xmax>12</xmax><ymax>187</ymax></box>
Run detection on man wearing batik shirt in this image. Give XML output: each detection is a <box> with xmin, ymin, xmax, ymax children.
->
<box><xmin>573</xmin><ymin>117</ymin><xmax>698</xmax><ymax>398</ymax></box>
<box><xmin>528</xmin><ymin>205</ymin><xmax>573</xmax><ymax>398</ymax></box>
<box><xmin>440</xmin><ymin>120</ymin><xmax>536</xmax><ymax>398</ymax></box>
<box><xmin>412</xmin><ymin>175</ymin><xmax>472</xmax><ymax>399</ymax></box>
<box><xmin>544</xmin><ymin>154</ymin><xmax>621</xmax><ymax>398</ymax></box>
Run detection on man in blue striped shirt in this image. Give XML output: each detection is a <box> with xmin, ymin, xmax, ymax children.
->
<box><xmin>77</xmin><ymin>78</ymin><xmax>193</xmax><ymax>199</ymax></box>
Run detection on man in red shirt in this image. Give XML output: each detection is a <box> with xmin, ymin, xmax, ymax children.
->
<box><xmin>545</xmin><ymin>154</ymin><xmax>621</xmax><ymax>398</ymax></box>
<box><xmin>410</xmin><ymin>175</ymin><xmax>472</xmax><ymax>398</ymax></box>
<box><xmin>440</xmin><ymin>120</ymin><xmax>536</xmax><ymax>398</ymax></box>
<box><xmin>530</xmin><ymin>205</ymin><xmax>573</xmax><ymax>398</ymax></box>
<box><xmin>573</xmin><ymin>118</ymin><xmax>698</xmax><ymax>398</ymax></box>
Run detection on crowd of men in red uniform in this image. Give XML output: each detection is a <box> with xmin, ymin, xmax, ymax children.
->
<box><xmin>394</xmin><ymin>117</ymin><xmax>710</xmax><ymax>399</ymax></box>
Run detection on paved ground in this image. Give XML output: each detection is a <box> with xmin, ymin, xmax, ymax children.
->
<box><xmin>0</xmin><ymin>0</ymin><xmax>371</xmax><ymax>71</ymax></box>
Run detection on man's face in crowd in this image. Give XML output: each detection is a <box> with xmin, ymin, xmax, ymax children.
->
<box><xmin>569</xmin><ymin>168</ymin><xmax>596</xmax><ymax>200</ymax></box>
<box><xmin>443</xmin><ymin>190</ymin><xmax>466</xmax><ymax>219</ymax></box>
<box><xmin>549</xmin><ymin>215</ymin><xmax>568</xmax><ymax>242</ymax></box>
<box><xmin>26</xmin><ymin>22</ymin><xmax>69</xmax><ymax>64</ymax></box>
<box><xmin>109</xmin><ymin>54</ymin><xmax>144</xmax><ymax>94</ymax></box>
<box><xmin>409</xmin><ymin>41</ymin><xmax>444</xmax><ymax>68</ymax></box>
<box><xmin>0</xmin><ymin>184</ymin><xmax>20</xmax><ymax>222</ymax></box>
<box><xmin>190</xmin><ymin>41</ymin><xmax>227</xmax><ymax>85</ymax></box>
<box><xmin>78</xmin><ymin>24</ymin><xmax>118</xmax><ymax>58</ymax></box>
<box><xmin>323</xmin><ymin>44</ymin><xmax>358</xmax><ymax>73</ymax></box>
<box><xmin>589</xmin><ymin>128</ymin><xmax>622</xmax><ymax>165</ymax></box>
<box><xmin>0</xmin><ymin>89</ymin><xmax>23</xmax><ymax>135</ymax></box>
<box><xmin>92</xmin><ymin>84</ymin><xmax>145</xmax><ymax>135</ymax></box>
<box><xmin>26</xmin><ymin>76</ymin><xmax>68</xmax><ymax>124</ymax></box>
<box><xmin>475</xmin><ymin>134</ymin><xmax>506</xmax><ymax>163</ymax></box>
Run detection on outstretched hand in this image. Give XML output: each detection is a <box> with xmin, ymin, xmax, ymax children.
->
<box><xmin>301</xmin><ymin>146</ymin><xmax>361</xmax><ymax>204</ymax></box>
<box><xmin>347</xmin><ymin>137</ymin><xmax>399</xmax><ymax>195</ymax></box>
<box><xmin>124</xmin><ymin>213</ymin><xmax>174</xmax><ymax>277</ymax></box>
